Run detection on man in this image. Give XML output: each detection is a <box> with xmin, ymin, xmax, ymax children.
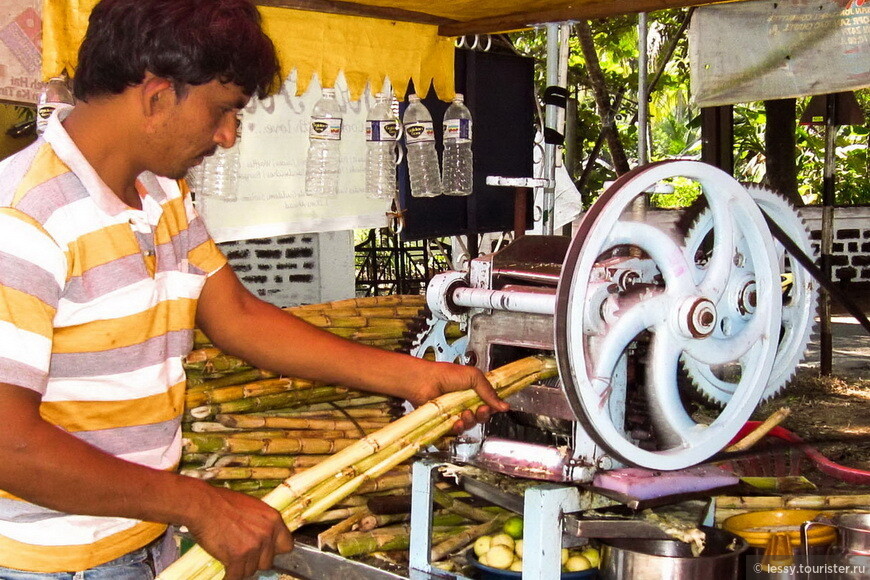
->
<box><xmin>0</xmin><ymin>0</ymin><xmax>506</xmax><ymax>578</ymax></box>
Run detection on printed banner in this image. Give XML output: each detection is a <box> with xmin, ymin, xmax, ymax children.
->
<box><xmin>0</xmin><ymin>0</ymin><xmax>41</xmax><ymax>104</ymax></box>
<box><xmin>690</xmin><ymin>0</ymin><xmax>870</xmax><ymax>107</ymax></box>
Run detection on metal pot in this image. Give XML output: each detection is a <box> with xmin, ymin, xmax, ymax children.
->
<box><xmin>598</xmin><ymin>526</ymin><xmax>747</xmax><ymax>580</ymax></box>
<box><xmin>804</xmin><ymin>512</ymin><xmax>870</xmax><ymax>580</ymax></box>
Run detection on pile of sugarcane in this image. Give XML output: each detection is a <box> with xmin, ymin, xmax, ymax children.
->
<box><xmin>159</xmin><ymin>354</ymin><xmax>558</xmax><ymax>579</ymax></box>
<box><xmin>181</xmin><ymin>295</ymin><xmax>429</xmax><ymax>499</ymax></box>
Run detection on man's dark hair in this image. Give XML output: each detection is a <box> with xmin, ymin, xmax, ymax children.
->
<box><xmin>73</xmin><ymin>0</ymin><xmax>280</xmax><ymax>101</ymax></box>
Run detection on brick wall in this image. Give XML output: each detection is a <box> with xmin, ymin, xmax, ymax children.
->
<box><xmin>218</xmin><ymin>231</ymin><xmax>354</xmax><ymax>308</ymax></box>
<box><xmin>799</xmin><ymin>206</ymin><xmax>870</xmax><ymax>284</ymax></box>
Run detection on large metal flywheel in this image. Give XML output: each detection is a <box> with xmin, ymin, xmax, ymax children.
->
<box><xmin>555</xmin><ymin>160</ymin><xmax>783</xmax><ymax>470</ymax></box>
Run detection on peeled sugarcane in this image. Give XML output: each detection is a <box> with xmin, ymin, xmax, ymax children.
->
<box><xmin>159</xmin><ymin>355</ymin><xmax>557</xmax><ymax>580</ymax></box>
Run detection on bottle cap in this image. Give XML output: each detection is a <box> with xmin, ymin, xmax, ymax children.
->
<box><xmin>322</xmin><ymin>88</ymin><xmax>336</xmax><ymax>97</ymax></box>
<box><xmin>408</xmin><ymin>94</ymin><xmax>420</xmax><ymax>102</ymax></box>
<box><xmin>454</xmin><ymin>93</ymin><xmax>464</xmax><ymax>102</ymax></box>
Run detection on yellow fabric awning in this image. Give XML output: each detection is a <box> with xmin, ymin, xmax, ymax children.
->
<box><xmin>41</xmin><ymin>1</ymin><xmax>455</xmax><ymax>101</ymax></box>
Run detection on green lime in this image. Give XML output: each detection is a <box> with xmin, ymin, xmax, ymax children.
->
<box><xmin>503</xmin><ymin>515</ymin><xmax>524</xmax><ymax>539</ymax></box>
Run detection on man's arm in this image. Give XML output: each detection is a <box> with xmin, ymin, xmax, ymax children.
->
<box><xmin>196</xmin><ymin>266</ymin><xmax>508</xmax><ymax>431</ymax></box>
<box><xmin>0</xmin><ymin>383</ymin><xmax>292</xmax><ymax>580</ymax></box>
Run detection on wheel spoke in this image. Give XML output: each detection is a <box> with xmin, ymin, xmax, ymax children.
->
<box><xmin>646</xmin><ymin>332</ymin><xmax>697</xmax><ymax>449</ymax></box>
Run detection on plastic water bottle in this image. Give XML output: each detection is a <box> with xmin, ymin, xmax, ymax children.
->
<box><xmin>304</xmin><ymin>88</ymin><xmax>343</xmax><ymax>198</ymax></box>
<box><xmin>365</xmin><ymin>93</ymin><xmax>400</xmax><ymax>200</ymax></box>
<box><xmin>402</xmin><ymin>94</ymin><xmax>441</xmax><ymax>198</ymax></box>
<box><xmin>196</xmin><ymin>112</ymin><xmax>241</xmax><ymax>201</ymax></box>
<box><xmin>442</xmin><ymin>93</ymin><xmax>473</xmax><ymax>196</ymax></box>
<box><xmin>36</xmin><ymin>75</ymin><xmax>75</xmax><ymax>135</ymax></box>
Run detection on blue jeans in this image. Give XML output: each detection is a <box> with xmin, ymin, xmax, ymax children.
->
<box><xmin>0</xmin><ymin>530</ymin><xmax>178</xmax><ymax>580</ymax></box>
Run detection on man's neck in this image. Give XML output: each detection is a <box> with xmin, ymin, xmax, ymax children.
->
<box><xmin>61</xmin><ymin>98</ymin><xmax>144</xmax><ymax>209</ymax></box>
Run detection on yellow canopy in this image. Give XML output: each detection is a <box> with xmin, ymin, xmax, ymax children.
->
<box><xmin>41</xmin><ymin>1</ymin><xmax>454</xmax><ymax>100</ymax></box>
<box><xmin>42</xmin><ymin>0</ymin><xmax>741</xmax><ymax>101</ymax></box>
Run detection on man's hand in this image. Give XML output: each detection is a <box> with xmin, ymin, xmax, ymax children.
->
<box><xmin>403</xmin><ymin>360</ymin><xmax>509</xmax><ymax>434</ymax></box>
<box><xmin>184</xmin><ymin>484</ymin><xmax>294</xmax><ymax>580</ymax></box>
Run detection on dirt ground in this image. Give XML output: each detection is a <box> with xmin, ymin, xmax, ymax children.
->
<box><xmin>754</xmin><ymin>370</ymin><xmax>870</xmax><ymax>472</ymax></box>
<box><xmin>745</xmin><ymin>289</ymin><xmax>870</xmax><ymax>476</ymax></box>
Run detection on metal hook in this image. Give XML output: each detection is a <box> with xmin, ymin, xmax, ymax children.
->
<box><xmin>386</xmin><ymin>201</ymin><xmax>405</xmax><ymax>236</ymax></box>
<box><xmin>481</xmin><ymin>34</ymin><xmax>492</xmax><ymax>52</ymax></box>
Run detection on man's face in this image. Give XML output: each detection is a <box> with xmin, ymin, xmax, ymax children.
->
<box><xmin>147</xmin><ymin>80</ymin><xmax>248</xmax><ymax>180</ymax></box>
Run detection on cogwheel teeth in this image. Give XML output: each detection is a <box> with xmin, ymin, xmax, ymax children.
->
<box><xmin>682</xmin><ymin>186</ymin><xmax>818</xmax><ymax>405</ymax></box>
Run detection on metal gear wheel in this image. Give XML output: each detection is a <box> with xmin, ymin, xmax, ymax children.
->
<box><xmin>682</xmin><ymin>185</ymin><xmax>818</xmax><ymax>404</ymax></box>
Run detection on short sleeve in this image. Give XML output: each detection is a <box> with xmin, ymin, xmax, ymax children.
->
<box><xmin>0</xmin><ymin>208</ymin><xmax>66</xmax><ymax>394</ymax></box>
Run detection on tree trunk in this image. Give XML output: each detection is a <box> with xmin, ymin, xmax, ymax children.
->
<box><xmin>575</xmin><ymin>21</ymin><xmax>631</xmax><ymax>176</ymax></box>
<box><xmin>764</xmin><ymin>98</ymin><xmax>802</xmax><ymax>206</ymax></box>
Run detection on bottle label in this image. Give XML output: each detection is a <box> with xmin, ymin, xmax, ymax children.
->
<box><xmin>443</xmin><ymin>119</ymin><xmax>472</xmax><ymax>143</ymax></box>
<box><xmin>366</xmin><ymin>120</ymin><xmax>399</xmax><ymax>142</ymax></box>
<box><xmin>309</xmin><ymin>117</ymin><xmax>343</xmax><ymax>140</ymax></box>
<box><xmin>404</xmin><ymin>121</ymin><xmax>435</xmax><ymax>144</ymax></box>
<box><xmin>36</xmin><ymin>102</ymin><xmax>74</xmax><ymax>133</ymax></box>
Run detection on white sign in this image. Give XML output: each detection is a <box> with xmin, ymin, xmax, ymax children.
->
<box><xmin>690</xmin><ymin>0</ymin><xmax>870</xmax><ymax>107</ymax></box>
<box><xmin>0</xmin><ymin>0</ymin><xmax>41</xmax><ymax>104</ymax></box>
<box><xmin>199</xmin><ymin>72</ymin><xmax>394</xmax><ymax>243</ymax></box>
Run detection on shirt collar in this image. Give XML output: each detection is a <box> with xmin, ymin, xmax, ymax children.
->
<box><xmin>43</xmin><ymin>109</ymin><xmax>167</xmax><ymax>218</ymax></box>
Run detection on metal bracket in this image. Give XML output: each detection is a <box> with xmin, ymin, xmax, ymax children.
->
<box><xmin>486</xmin><ymin>176</ymin><xmax>553</xmax><ymax>189</ymax></box>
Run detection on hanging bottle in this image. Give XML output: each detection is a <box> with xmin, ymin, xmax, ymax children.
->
<box><xmin>197</xmin><ymin>111</ymin><xmax>242</xmax><ymax>202</ymax></box>
<box><xmin>304</xmin><ymin>88</ymin><xmax>343</xmax><ymax>198</ymax></box>
<box><xmin>365</xmin><ymin>93</ymin><xmax>400</xmax><ymax>200</ymax></box>
<box><xmin>441</xmin><ymin>93</ymin><xmax>473</xmax><ymax>196</ymax></box>
<box><xmin>402</xmin><ymin>94</ymin><xmax>441</xmax><ymax>198</ymax></box>
<box><xmin>36</xmin><ymin>75</ymin><xmax>75</xmax><ymax>136</ymax></box>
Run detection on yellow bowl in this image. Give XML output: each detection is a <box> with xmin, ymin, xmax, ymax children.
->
<box><xmin>722</xmin><ymin>509</ymin><xmax>836</xmax><ymax>548</ymax></box>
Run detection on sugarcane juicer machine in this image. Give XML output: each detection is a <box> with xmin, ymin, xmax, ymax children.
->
<box><xmin>412</xmin><ymin>159</ymin><xmax>818</xmax><ymax>482</ymax></box>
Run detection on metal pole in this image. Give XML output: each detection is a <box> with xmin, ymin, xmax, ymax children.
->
<box><xmin>637</xmin><ymin>12</ymin><xmax>649</xmax><ymax>166</ymax></box>
<box><xmin>542</xmin><ymin>24</ymin><xmax>560</xmax><ymax>235</ymax></box>
<box><xmin>820</xmin><ymin>94</ymin><xmax>838</xmax><ymax>376</ymax></box>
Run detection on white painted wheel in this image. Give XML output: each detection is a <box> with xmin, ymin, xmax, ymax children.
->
<box><xmin>683</xmin><ymin>186</ymin><xmax>818</xmax><ymax>404</ymax></box>
<box><xmin>555</xmin><ymin>161</ymin><xmax>782</xmax><ymax>470</ymax></box>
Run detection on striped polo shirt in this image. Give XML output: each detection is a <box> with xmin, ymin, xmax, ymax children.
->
<box><xmin>0</xmin><ymin>111</ymin><xmax>227</xmax><ymax>572</ymax></box>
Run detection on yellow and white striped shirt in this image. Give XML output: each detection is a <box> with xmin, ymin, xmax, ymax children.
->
<box><xmin>0</xmin><ymin>111</ymin><xmax>227</xmax><ymax>572</ymax></box>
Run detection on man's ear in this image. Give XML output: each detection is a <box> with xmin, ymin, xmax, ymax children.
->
<box><xmin>140</xmin><ymin>72</ymin><xmax>175</xmax><ymax>118</ymax></box>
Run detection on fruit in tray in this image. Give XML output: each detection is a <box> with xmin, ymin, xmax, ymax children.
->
<box><xmin>472</xmin><ymin>517</ymin><xmax>601</xmax><ymax>573</ymax></box>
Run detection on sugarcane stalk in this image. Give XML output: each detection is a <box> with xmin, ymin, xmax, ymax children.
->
<box><xmin>186</xmin><ymin>369</ymin><xmax>278</xmax><ymax>394</ymax></box>
<box><xmin>184</xmin><ymin>466</ymin><xmax>304</xmax><ymax>481</ymax></box>
<box><xmin>188</xmin><ymin>387</ymin><xmax>357</xmax><ymax>419</ymax></box>
<box><xmin>257</xmin><ymin>396</ymin><xmax>394</xmax><ymax>415</ymax></box>
<box><xmin>309</xmin><ymin>505</ymin><xmax>370</xmax><ymax>524</ymax></box>
<box><xmin>318</xmin><ymin>509</ymin><xmax>371</xmax><ymax>549</ymax></box>
<box><xmin>724</xmin><ymin>407</ymin><xmax>791</xmax><ymax>452</ymax></box>
<box><xmin>336</xmin><ymin>525</ymin><xmax>465</xmax><ymax>558</ymax></box>
<box><xmin>715</xmin><ymin>494</ymin><xmax>870</xmax><ymax>510</ymax></box>
<box><xmin>216</xmin><ymin>414</ymin><xmax>390</xmax><ymax>431</ymax></box>
<box><xmin>432</xmin><ymin>488</ymin><xmax>498</xmax><ymax>523</ymax></box>
<box><xmin>182</xmin><ymin>433</ymin><xmax>359</xmax><ymax>455</ymax></box>
<box><xmin>184</xmin><ymin>347</ymin><xmax>223</xmax><ymax>365</ymax></box>
<box><xmin>270</xmin><ymin>407</ymin><xmax>396</xmax><ymax>420</ymax></box>
<box><xmin>430</xmin><ymin>513</ymin><xmax>510</xmax><ymax>562</ymax></box>
<box><xmin>159</xmin><ymin>356</ymin><xmax>556</xmax><ymax>580</ymax></box>
<box><xmin>220</xmin><ymin>479</ymin><xmax>283</xmax><ymax>492</ymax></box>
<box><xmin>212</xmin><ymin>455</ymin><xmax>328</xmax><ymax>469</ymax></box>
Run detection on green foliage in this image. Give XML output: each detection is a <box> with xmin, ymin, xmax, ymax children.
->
<box><xmin>510</xmin><ymin>12</ymin><xmax>869</xmax><ymax>208</ymax></box>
